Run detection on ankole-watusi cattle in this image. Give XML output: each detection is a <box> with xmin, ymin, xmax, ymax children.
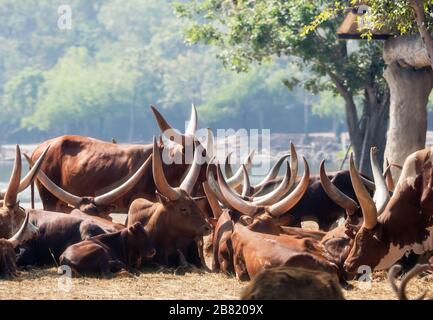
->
<box><xmin>127</xmin><ymin>137</ymin><xmax>212</xmax><ymax>267</ymax></box>
<box><xmin>344</xmin><ymin>148</ymin><xmax>433</xmax><ymax>273</ymax></box>
<box><xmin>1</xmin><ymin>211</ymin><xmax>39</xmax><ymax>278</ymax></box>
<box><xmin>204</xmin><ymin>149</ymin><xmax>389</xmax><ymax>281</ymax></box>
<box><xmin>16</xmin><ymin>209</ymin><xmax>124</xmax><ymax>267</ymax></box>
<box><xmin>0</xmin><ymin>145</ymin><xmax>49</xmax><ymax>239</ymax></box>
<box><xmin>59</xmin><ymin>222</ymin><xmax>155</xmax><ymax>277</ymax></box>
<box><xmin>29</xmin><ymin>105</ymin><xmax>220</xmax><ymax>214</ymax></box>
<box><xmin>24</xmin><ymin>153</ymin><xmax>151</xmax><ymax>219</ymax></box>
<box><xmin>241</xmin><ymin>266</ymin><xmax>345</xmax><ymax>300</ymax></box>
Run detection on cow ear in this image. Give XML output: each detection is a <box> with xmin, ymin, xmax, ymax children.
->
<box><xmin>155</xmin><ymin>190</ymin><xmax>170</xmax><ymax>206</ymax></box>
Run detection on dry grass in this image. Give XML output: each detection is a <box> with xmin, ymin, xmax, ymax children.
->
<box><xmin>2</xmin><ymin>263</ymin><xmax>432</xmax><ymax>300</ymax></box>
<box><xmin>1</xmin><ymin>216</ymin><xmax>432</xmax><ymax>300</ymax></box>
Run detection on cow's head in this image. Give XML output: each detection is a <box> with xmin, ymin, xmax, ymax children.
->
<box><xmin>25</xmin><ymin>153</ymin><xmax>152</xmax><ymax>219</ymax></box>
<box><xmin>152</xmin><ymin>137</ymin><xmax>212</xmax><ymax>238</ymax></box>
<box><xmin>344</xmin><ymin>149</ymin><xmax>432</xmax><ymax>273</ymax></box>
<box><xmin>0</xmin><ymin>145</ymin><xmax>48</xmax><ymax>238</ymax></box>
<box><xmin>1</xmin><ymin>210</ymin><xmax>39</xmax><ymax>278</ymax></box>
<box><xmin>124</xmin><ymin>222</ymin><xmax>156</xmax><ymax>268</ymax></box>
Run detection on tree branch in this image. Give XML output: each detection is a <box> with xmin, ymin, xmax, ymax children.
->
<box><xmin>409</xmin><ymin>0</ymin><xmax>433</xmax><ymax>69</ymax></box>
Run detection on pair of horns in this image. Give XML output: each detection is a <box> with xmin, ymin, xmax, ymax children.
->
<box><xmin>225</xmin><ymin>150</ymin><xmax>255</xmax><ymax>189</ymax></box>
<box><xmin>213</xmin><ymin>156</ymin><xmax>309</xmax><ymax>217</ymax></box>
<box><xmin>320</xmin><ymin>147</ymin><xmax>391</xmax><ymax>227</ymax></box>
<box><xmin>1</xmin><ymin>145</ymin><xmax>50</xmax><ymax>208</ymax></box>
<box><xmin>151</xmin><ymin>104</ymin><xmax>197</xmax><ymax>147</ymax></box>
<box><xmin>349</xmin><ymin>148</ymin><xmax>393</xmax><ymax>229</ymax></box>
<box><xmin>225</xmin><ymin>142</ymin><xmax>298</xmax><ymax>197</ymax></box>
<box><xmin>153</xmin><ymin>136</ymin><xmax>204</xmax><ymax>200</ymax></box>
<box><xmin>8</xmin><ymin>211</ymin><xmax>39</xmax><ymax>249</ymax></box>
<box><xmin>26</xmin><ymin>154</ymin><xmax>152</xmax><ymax>208</ymax></box>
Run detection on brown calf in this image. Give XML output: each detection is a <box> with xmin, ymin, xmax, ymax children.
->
<box><xmin>59</xmin><ymin>222</ymin><xmax>155</xmax><ymax>277</ymax></box>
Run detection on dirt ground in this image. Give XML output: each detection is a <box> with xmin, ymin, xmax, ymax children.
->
<box><xmin>1</xmin><ymin>216</ymin><xmax>432</xmax><ymax>300</ymax></box>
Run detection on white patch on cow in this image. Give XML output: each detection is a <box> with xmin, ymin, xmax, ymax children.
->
<box><xmin>413</xmin><ymin>227</ymin><xmax>433</xmax><ymax>253</ymax></box>
<box><xmin>375</xmin><ymin>243</ymin><xmax>411</xmax><ymax>271</ymax></box>
<box><xmin>375</xmin><ymin>227</ymin><xmax>433</xmax><ymax>271</ymax></box>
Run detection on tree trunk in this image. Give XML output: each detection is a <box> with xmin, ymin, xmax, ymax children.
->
<box><xmin>383</xmin><ymin>62</ymin><xmax>433</xmax><ymax>180</ymax></box>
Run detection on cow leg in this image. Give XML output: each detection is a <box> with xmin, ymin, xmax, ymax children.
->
<box><xmin>184</xmin><ymin>240</ymin><xmax>203</xmax><ymax>268</ymax></box>
<box><xmin>36</xmin><ymin>182</ymin><xmax>62</xmax><ymax>212</ymax></box>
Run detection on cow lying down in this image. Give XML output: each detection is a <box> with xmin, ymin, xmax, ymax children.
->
<box><xmin>59</xmin><ymin>222</ymin><xmax>155</xmax><ymax>277</ymax></box>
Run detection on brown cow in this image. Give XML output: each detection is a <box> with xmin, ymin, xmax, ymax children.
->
<box><xmin>59</xmin><ymin>222</ymin><xmax>155</xmax><ymax>277</ymax></box>
<box><xmin>241</xmin><ymin>266</ymin><xmax>345</xmax><ymax>300</ymax></box>
<box><xmin>127</xmin><ymin>137</ymin><xmax>212</xmax><ymax>267</ymax></box>
<box><xmin>1</xmin><ymin>211</ymin><xmax>39</xmax><ymax>278</ymax></box>
<box><xmin>344</xmin><ymin>148</ymin><xmax>433</xmax><ymax>273</ymax></box>
<box><xmin>231</xmin><ymin>221</ymin><xmax>338</xmax><ymax>281</ymax></box>
<box><xmin>0</xmin><ymin>145</ymin><xmax>48</xmax><ymax>239</ymax></box>
<box><xmin>25</xmin><ymin>153</ymin><xmax>151</xmax><ymax>219</ymax></box>
<box><xmin>16</xmin><ymin>209</ymin><xmax>124</xmax><ymax>267</ymax></box>
<box><xmin>29</xmin><ymin>105</ymin><xmax>217</xmax><ymax>214</ymax></box>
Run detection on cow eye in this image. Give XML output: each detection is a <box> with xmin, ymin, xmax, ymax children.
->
<box><xmin>180</xmin><ymin>208</ymin><xmax>188</xmax><ymax>215</ymax></box>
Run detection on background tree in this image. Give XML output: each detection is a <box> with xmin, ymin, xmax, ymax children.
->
<box><xmin>175</xmin><ymin>0</ymin><xmax>389</xmax><ymax>175</ymax></box>
<box><xmin>320</xmin><ymin>0</ymin><xmax>433</xmax><ymax>176</ymax></box>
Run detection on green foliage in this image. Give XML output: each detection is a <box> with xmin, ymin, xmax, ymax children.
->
<box><xmin>0</xmin><ymin>0</ymin><xmax>351</xmax><ymax>142</ymax></box>
<box><xmin>175</xmin><ymin>0</ymin><xmax>386</xmax><ymax>98</ymax></box>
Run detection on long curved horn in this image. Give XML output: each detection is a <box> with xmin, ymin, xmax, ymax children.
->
<box><xmin>383</xmin><ymin>159</ymin><xmax>402</xmax><ymax>192</ymax></box>
<box><xmin>349</xmin><ymin>153</ymin><xmax>377</xmax><ymax>229</ymax></box>
<box><xmin>152</xmin><ymin>137</ymin><xmax>180</xmax><ymax>201</ymax></box>
<box><xmin>4</xmin><ymin>145</ymin><xmax>22</xmax><ymax>207</ymax></box>
<box><xmin>227</xmin><ymin>149</ymin><xmax>255</xmax><ymax>188</ymax></box>
<box><xmin>151</xmin><ymin>106</ymin><xmax>191</xmax><ymax>146</ymax></box>
<box><xmin>206</xmin><ymin>167</ymin><xmax>231</xmax><ymax>208</ymax></box>
<box><xmin>288</xmin><ymin>142</ymin><xmax>299</xmax><ymax>190</ymax></box>
<box><xmin>24</xmin><ymin>154</ymin><xmax>83</xmax><ymax>208</ymax></box>
<box><xmin>8</xmin><ymin>211</ymin><xmax>39</xmax><ymax>248</ymax></box>
<box><xmin>252</xmin><ymin>161</ymin><xmax>291</xmax><ymax>206</ymax></box>
<box><xmin>205</xmin><ymin>128</ymin><xmax>214</xmax><ymax>162</ymax></box>
<box><xmin>370</xmin><ymin>147</ymin><xmax>390</xmax><ymax>215</ymax></box>
<box><xmin>18</xmin><ymin>145</ymin><xmax>50</xmax><ymax>193</ymax></box>
<box><xmin>224</xmin><ymin>152</ymin><xmax>234</xmax><ymax>179</ymax></box>
<box><xmin>267</xmin><ymin>157</ymin><xmax>310</xmax><ymax>217</ymax></box>
<box><xmin>179</xmin><ymin>141</ymin><xmax>205</xmax><ymax>195</ymax></box>
<box><xmin>185</xmin><ymin>104</ymin><xmax>197</xmax><ymax>136</ymax></box>
<box><xmin>241</xmin><ymin>165</ymin><xmax>251</xmax><ymax>197</ymax></box>
<box><xmin>1</xmin><ymin>146</ymin><xmax>50</xmax><ymax>199</ymax></box>
<box><xmin>389</xmin><ymin>264</ymin><xmax>430</xmax><ymax>300</ymax></box>
<box><xmin>94</xmin><ymin>155</ymin><xmax>152</xmax><ymax>205</ymax></box>
<box><xmin>203</xmin><ymin>182</ymin><xmax>223</xmax><ymax>219</ymax></box>
<box><xmin>320</xmin><ymin>160</ymin><xmax>358</xmax><ymax>215</ymax></box>
<box><xmin>253</xmin><ymin>154</ymin><xmax>289</xmax><ymax>190</ymax></box>
<box><xmin>216</xmin><ymin>164</ymin><xmax>258</xmax><ymax>216</ymax></box>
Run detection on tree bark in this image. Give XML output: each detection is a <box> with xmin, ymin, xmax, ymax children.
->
<box><xmin>383</xmin><ymin>62</ymin><xmax>433</xmax><ymax>180</ymax></box>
